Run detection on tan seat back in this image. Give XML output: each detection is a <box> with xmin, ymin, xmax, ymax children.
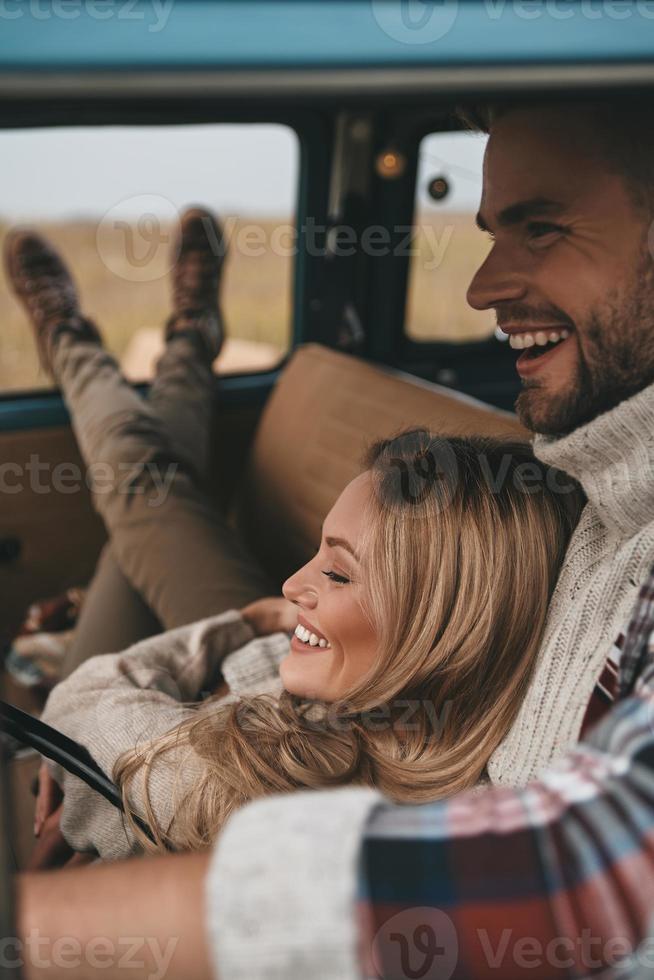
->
<box><xmin>234</xmin><ymin>344</ymin><xmax>526</xmax><ymax>584</ymax></box>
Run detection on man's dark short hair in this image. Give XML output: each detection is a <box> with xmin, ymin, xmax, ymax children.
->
<box><xmin>459</xmin><ymin>99</ymin><xmax>654</xmax><ymax>215</ymax></box>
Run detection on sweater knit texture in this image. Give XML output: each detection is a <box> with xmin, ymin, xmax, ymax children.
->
<box><xmin>488</xmin><ymin>379</ymin><xmax>654</xmax><ymax>786</ymax></box>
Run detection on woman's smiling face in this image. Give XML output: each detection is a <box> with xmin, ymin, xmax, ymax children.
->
<box><xmin>280</xmin><ymin>472</ymin><xmax>379</xmax><ymax>702</ymax></box>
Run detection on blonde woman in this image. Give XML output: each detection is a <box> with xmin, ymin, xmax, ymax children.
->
<box><xmin>40</xmin><ymin>428</ymin><xmax>582</xmax><ymax>860</ymax></box>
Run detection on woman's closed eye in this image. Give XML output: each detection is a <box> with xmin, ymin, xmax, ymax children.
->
<box><xmin>313</xmin><ymin>543</ymin><xmax>352</xmax><ymax>584</ymax></box>
<box><xmin>322</xmin><ymin>570</ymin><xmax>351</xmax><ymax>585</ymax></box>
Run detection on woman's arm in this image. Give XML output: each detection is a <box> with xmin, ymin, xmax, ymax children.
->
<box><xmin>29</xmin><ymin>600</ymin><xmax>296</xmax><ymax>864</ymax></box>
<box><xmin>41</xmin><ymin>610</ymin><xmax>256</xmax><ymax>755</ymax></box>
<box><xmin>39</xmin><ymin>611</ymin><xmax>255</xmax><ymax>860</ymax></box>
<box><xmin>37</xmin><ymin>606</ymin><xmax>292</xmax><ymax>860</ymax></box>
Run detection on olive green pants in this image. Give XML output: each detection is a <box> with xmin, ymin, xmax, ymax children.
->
<box><xmin>53</xmin><ymin>333</ymin><xmax>271</xmax><ymax>678</ymax></box>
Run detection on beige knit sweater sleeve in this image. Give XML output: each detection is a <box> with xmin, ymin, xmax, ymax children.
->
<box><xmin>40</xmin><ymin>611</ymin><xmax>288</xmax><ymax>861</ymax></box>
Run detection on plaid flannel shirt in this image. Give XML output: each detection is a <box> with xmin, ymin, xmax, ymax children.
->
<box><xmin>359</xmin><ymin>566</ymin><xmax>654</xmax><ymax>979</ymax></box>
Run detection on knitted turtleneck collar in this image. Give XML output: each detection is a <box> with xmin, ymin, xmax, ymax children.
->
<box><xmin>533</xmin><ymin>379</ymin><xmax>654</xmax><ymax>540</ymax></box>
<box><xmin>488</xmin><ymin>378</ymin><xmax>654</xmax><ymax>789</ymax></box>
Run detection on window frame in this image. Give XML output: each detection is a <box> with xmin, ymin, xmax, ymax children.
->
<box><xmin>0</xmin><ymin>101</ymin><xmax>331</xmax><ymax>427</ymax></box>
<box><xmin>359</xmin><ymin>109</ymin><xmax>524</xmax><ymax>411</ymax></box>
<box><xmin>403</xmin><ymin>124</ymin><xmax>495</xmax><ymax>348</ymax></box>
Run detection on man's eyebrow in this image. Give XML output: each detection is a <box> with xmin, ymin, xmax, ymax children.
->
<box><xmin>476</xmin><ymin>197</ymin><xmax>566</xmax><ymax>233</ymax></box>
<box><xmin>324</xmin><ymin>535</ymin><xmax>360</xmax><ymax>562</ymax></box>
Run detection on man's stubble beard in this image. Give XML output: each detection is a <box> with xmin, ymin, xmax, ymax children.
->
<box><xmin>516</xmin><ymin>258</ymin><xmax>654</xmax><ymax>437</ymax></box>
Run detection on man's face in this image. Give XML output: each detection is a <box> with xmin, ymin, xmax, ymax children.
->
<box><xmin>467</xmin><ymin>107</ymin><xmax>654</xmax><ymax>435</ymax></box>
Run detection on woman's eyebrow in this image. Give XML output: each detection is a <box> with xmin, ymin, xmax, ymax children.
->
<box><xmin>324</xmin><ymin>535</ymin><xmax>359</xmax><ymax>562</ymax></box>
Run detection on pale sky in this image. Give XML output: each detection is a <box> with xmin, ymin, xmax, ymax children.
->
<box><xmin>0</xmin><ymin>124</ymin><xmax>486</xmax><ymax>221</ymax></box>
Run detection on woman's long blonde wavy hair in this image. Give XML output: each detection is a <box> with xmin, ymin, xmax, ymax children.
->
<box><xmin>115</xmin><ymin>430</ymin><xmax>583</xmax><ymax>853</ymax></box>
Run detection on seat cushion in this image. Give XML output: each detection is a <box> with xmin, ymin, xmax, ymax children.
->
<box><xmin>234</xmin><ymin>344</ymin><xmax>527</xmax><ymax>584</ymax></box>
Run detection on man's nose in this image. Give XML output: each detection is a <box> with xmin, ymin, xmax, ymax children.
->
<box><xmin>282</xmin><ymin>563</ymin><xmax>318</xmax><ymax>609</ymax></box>
<box><xmin>467</xmin><ymin>246</ymin><xmax>526</xmax><ymax>311</ymax></box>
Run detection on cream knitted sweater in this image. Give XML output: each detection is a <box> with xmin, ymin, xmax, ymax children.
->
<box><xmin>42</xmin><ymin>612</ymin><xmax>288</xmax><ymax>860</ymax></box>
<box><xmin>488</xmin><ymin>379</ymin><xmax>654</xmax><ymax>786</ymax></box>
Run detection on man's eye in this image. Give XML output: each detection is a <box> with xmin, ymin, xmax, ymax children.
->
<box><xmin>322</xmin><ymin>570</ymin><xmax>350</xmax><ymax>585</ymax></box>
<box><xmin>527</xmin><ymin>221</ymin><xmax>564</xmax><ymax>240</ymax></box>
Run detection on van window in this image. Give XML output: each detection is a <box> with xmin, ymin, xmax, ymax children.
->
<box><xmin>405</xmin><ymin>130</ymin><xmax>495</xmax><ymax>344</ymax></box>
<box><xmin>0</xmin><ymin>123</ymin><xmax>299</xmax><ymax>393</ymax></box>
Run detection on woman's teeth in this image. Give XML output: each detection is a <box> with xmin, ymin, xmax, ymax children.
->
<box><xmin>294</xmin><ymin>624</ymin><xmax>329</xmax><ymax>648</ymax></box>
<box><xmin>509</xmin><ymin>328</ymin><xmax>570</xmax><ymax>351</ymax></box>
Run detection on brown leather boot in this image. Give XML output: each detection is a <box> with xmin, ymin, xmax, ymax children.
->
<box><xmin>165</xmin><ymin>207</ymin><xmax>226</xmax><ymax>361</ymax></box>
<box><xmin>4</xmin><ymin>230</ymin><xmax>101</xmax><ymax>375</ymax></box>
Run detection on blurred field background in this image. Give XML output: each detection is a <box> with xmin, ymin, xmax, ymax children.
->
<box><xmin>0</xmin><ymin>211</ymin><xmax>493</xmax><ymax>393</ymax></box>
<box><xmin>406</xmin><ymin>213</ymin><xmax>493</xmax><ymax>342</ymax></box>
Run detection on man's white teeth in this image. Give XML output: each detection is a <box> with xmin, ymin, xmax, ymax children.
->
<box><xmin>294</xmin><ymin>624</ymin><xmax>329</xmax><ymax>648</ymax></box>
<box><xmin>509</xmin><ymin>328</ymin><xmax>570</xmax><ymax>350</ymax></box>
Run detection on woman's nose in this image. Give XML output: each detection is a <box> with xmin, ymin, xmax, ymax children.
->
<box><xmin>282</xmin><ymin>562</ymin><xmax>318</xmax><ymax>609</ymax></box>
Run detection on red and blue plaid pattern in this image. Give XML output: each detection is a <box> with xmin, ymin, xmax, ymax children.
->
<box><xmin>358</xmin><ymin>568</ymin><xmax>654</xmax><ymax>979</ymax></box>
<box><xmin>580</xmin><ymin>633</ymin><xmax>623</xmax><ymax>737</ymax></box>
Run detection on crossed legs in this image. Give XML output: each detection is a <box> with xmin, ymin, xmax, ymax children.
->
<box><xmin>4</xmin><ymin>211</ymin><xmax>273</xmax><ymax>677</ymax></box>
<box><xmin>60</xmin><ymin>333</ymin><xmax>272</xmax><ymax>675</ymax></box>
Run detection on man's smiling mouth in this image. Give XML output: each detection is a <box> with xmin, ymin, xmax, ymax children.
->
<box><xmin>498</xmin><ymin>324</ymin><xmax>574</xmax><ymax>362</ymax></box>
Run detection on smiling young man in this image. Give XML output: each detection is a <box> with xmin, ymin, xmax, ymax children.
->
<box><xmin>469</xmin><ymin>103</ymin><xmax>654</xmax><ymax>436</ymax></box>
<box><xmin>15</xmin><ymin>102</ymin><xmax>654</xmax><ymax>980</ymax></box>
<box><xmin>464</xmin><ymin>103</ymin><xmax>654</xmax><ymax>788</ymax></box>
